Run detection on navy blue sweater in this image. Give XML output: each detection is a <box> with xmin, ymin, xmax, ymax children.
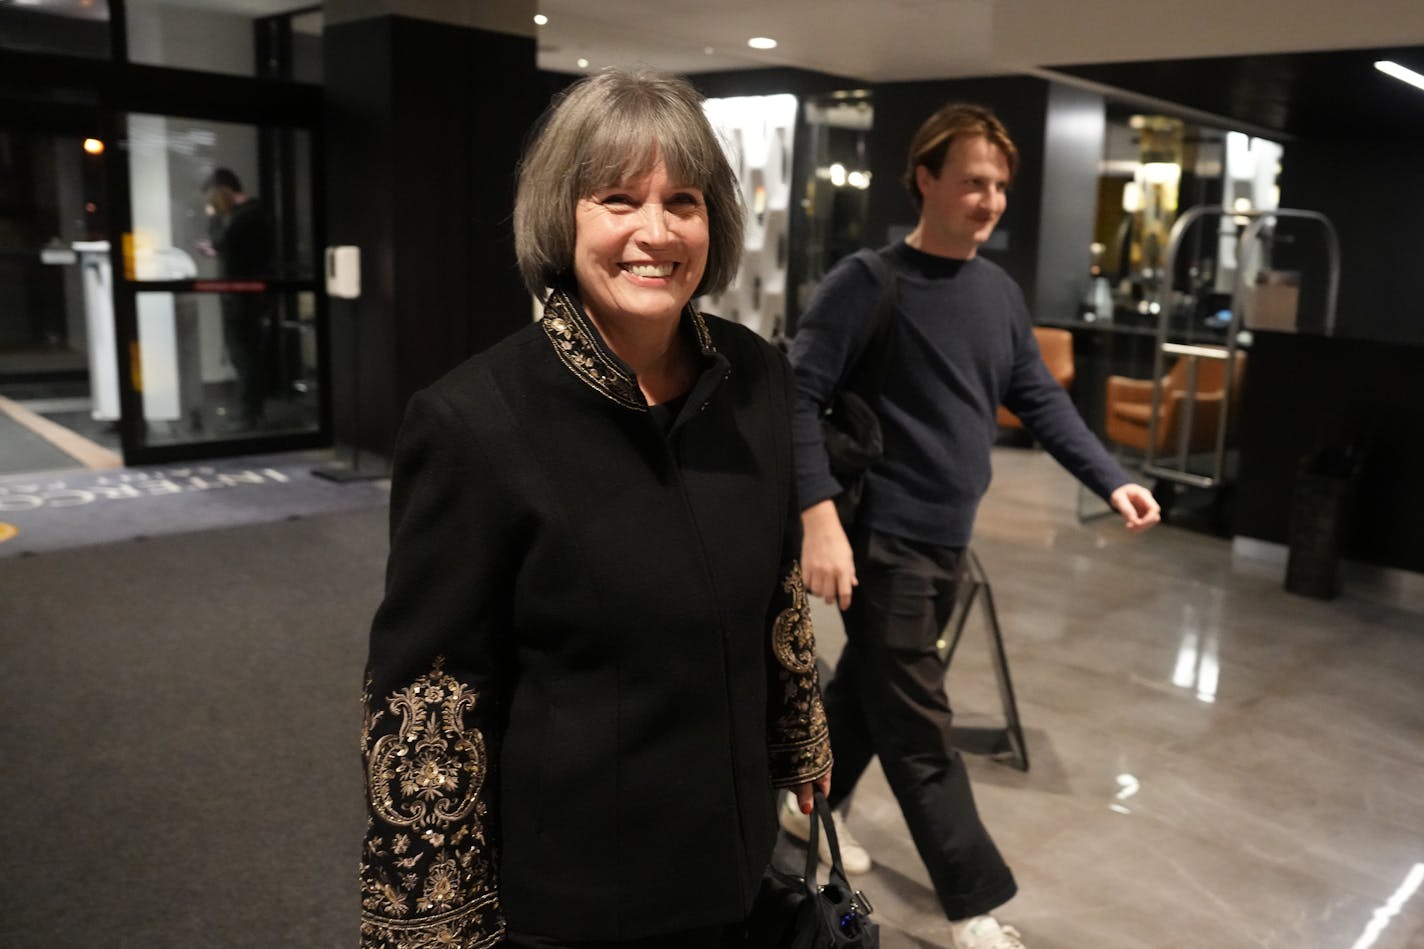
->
<box><xmin>789</xmin><ymin>241</ymin><xmax>1130</xmax><ymax>548</ymax></box>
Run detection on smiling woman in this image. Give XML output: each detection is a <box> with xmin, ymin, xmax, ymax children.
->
<box><xmin>359</xmin><ymin>68</ymin><xmax>832</xmax><ymax>949</ymax></box>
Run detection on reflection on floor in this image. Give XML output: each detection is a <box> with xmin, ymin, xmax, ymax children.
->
<box><xmin>799</xmin><ymin>449</ymin><xmax>1424</xmax><ymax>949</ymax></box>
<box><xmin>0</xmin><ymin>447</ymin><xmax>1419</xmax><ymax>948</ymax></box>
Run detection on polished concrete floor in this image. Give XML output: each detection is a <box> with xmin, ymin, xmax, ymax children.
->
<box><xmin>803</xmin><ymin>450</ymin><xmax>1424</xmax><ymax>949</ymax></box>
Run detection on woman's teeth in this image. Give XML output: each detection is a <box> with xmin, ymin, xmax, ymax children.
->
<box><xmin>625</xmin><ymin>262</ymin><xmax>674</xmax><ymax>277</ymax></box>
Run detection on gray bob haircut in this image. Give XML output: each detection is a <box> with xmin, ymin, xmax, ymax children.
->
<box><xmin>514</xmin><ymin>68</ymin><xmax>745</xmax><ymax>300</ymax></box>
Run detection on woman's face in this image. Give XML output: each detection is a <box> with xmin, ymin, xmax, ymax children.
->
<box><xmin>573</xmin><ymin>153</ymin><xmax>709</xmax><ymax>331</ymax></box>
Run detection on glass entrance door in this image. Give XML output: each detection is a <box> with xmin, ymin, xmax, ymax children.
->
<box><xmin>114</xmin><ymin>112</ymin><xmax>324</xmax><ymax>460</ymax></box>
<box><xmin>0</xmin><ymin>115</ymin><xmax>124</xmax><ymax>473</ymax></box>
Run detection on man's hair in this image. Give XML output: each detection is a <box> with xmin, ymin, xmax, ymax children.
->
<box><xmin>514</xmin><ymin>67</ymin><xmax>744</xmax><ymax>300</ymax></box>
<box><xmin>901</xmin><ymin>103</ymin><xmax>1018</xmax><ymax>211</ymax></box>
<box><xmin>203</xmin><ymin>167</ymin><xmax>242</xmax><ymax>193</ymax></box>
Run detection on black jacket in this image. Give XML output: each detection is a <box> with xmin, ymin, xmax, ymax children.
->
<box><xmin>359</xmin><ymin>290</ymin><xmax>832</xmax><ymax>947</ymax></box>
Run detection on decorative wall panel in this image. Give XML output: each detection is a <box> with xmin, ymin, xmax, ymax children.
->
<box><xmin>701</xmin><ymin>94</ymin><xmax>797</xmax><ymax>342</ymax></box>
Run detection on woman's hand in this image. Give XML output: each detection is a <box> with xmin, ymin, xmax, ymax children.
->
<box><xmin>791</xmin><ymin>771</ymin><xmax>833</xmax><ymax>815</ymax></box>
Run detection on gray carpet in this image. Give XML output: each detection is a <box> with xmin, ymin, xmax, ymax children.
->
<box><xmin>0</xmin><ymin>506</ymin><xmax>389</xmax><ymax>948</ymax></box>
<box><xmin>0</xmin><ymin>451</ymin><xmax>389</xmax><ymax>557</ymax></box>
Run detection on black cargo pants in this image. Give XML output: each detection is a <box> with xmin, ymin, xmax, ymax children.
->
<box><xmin>824</xmin><ymin>528</ymin><xmax>1018</xmax><ymax>920</ymax></box>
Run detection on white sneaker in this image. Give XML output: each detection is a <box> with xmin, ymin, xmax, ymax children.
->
<box><xmin>777</xmin><ymin>793</ymin><xmax>872</xmax><ymax>875</ymax></box>
<box><xmin>950</xmin><ymin>915</ymin><xmax>1026</xmax><ymax>949</ymax></box>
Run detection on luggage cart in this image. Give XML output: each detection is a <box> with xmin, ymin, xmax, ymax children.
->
<box><xmin>1140</xmin><ymin>206</ymin><xmax>1340</xmax><ymax>490</ymax></box>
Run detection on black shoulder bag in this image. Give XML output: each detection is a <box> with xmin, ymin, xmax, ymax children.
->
<box><xmin>739</xmin><ymin>791</ymin><xmax>880</xmax><ymax>948</ymax></box>
<box><xmin>821</xmin><ymin>248</ymin><xmax>898</xmax><ymax>526</ymax></box>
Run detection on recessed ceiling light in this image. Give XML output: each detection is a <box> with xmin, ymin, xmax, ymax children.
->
<box><xmin>533</xmin><ymin>14</ymin><xmax>548</xmax><ymax>26</ymax></box>
<box><xmin>577</xmin><ymin>58</ymin><xmax>589</xmax><ymax>69</ymax></box>
<box><xmin>1376</xmin><ymin>60</ymin><xmax>1424</xmax><ymax>92</ymax></box>
<box><xmin>747</xmin><ymin>37</ymin><xmax>778</xmax><ymax>50</ymax></box>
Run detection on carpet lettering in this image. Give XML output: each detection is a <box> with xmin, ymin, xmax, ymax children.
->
<box><xmin>0</xmin><ymin>466</ymin><xmax>293</xmax><ymax>512</ymax></box>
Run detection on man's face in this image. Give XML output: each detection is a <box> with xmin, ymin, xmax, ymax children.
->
<box><xmin>914</xmin><ymin>134</ymin><xmax>1010</xmax><ymax>259</ymax></box>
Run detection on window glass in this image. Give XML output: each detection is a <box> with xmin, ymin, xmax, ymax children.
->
<box><xmin>126</xmin><ymin>113</ymin><xmax>314</xmax><ymax>282</ymax></box>
<box><xmin>133</xmin><ymin>289</ymin><xmax>320</xmax><ymax>443</ymax></box>
<box><xmin>126</xmin><ymin>1</ymin><xmax>322</xmax><ymax>80</ymax></box>
<box><xmin>0</xmin><ymin>1</ymin><xmax>112</xmax><ymax>59</ymax></box>
<box><xmin>0</xmin><ymin>128</ymin><xmax>107</xmax><ymax>380</ymax></box>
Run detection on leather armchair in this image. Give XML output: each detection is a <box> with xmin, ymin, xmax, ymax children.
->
<box><xmin>1105</xmin><ymin>352</ymin><xmax>1246</xmax><ymax>455</ymax></box>
<box><xmin>998</xmin><ymin>327</ymin><xmax>1075</xmax><ymax>429</ymax></box>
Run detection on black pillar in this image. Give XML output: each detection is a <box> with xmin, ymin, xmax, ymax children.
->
<box><xmin>324</xmin><ymin>14</ymin><xmax>541</xmax><ymax>459</ymax></box>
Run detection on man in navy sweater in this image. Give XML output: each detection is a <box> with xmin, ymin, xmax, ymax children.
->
<box><xmin>785</xmin><ymin>103</ymin><xmax>1160</xmax><ymax>949</ymax></box>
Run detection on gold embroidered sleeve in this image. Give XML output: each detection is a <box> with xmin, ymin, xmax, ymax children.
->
<box><xmin>360</xmin><ymin>658</ymin><xmax>503</xmax><ymax>949</ymax></box>
<box><xmin>766</xmin><ymin>561</ymin><xmax>833</xmax><ymax>787</ymax></box>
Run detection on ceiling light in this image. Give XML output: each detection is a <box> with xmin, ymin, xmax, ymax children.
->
<box><xmin>533</xmin><ymin>14</ymin><xmax>548</xmax><ymax>26</ymax></box>
<box><xmin>83</xmin><ymin>138</ymin><xmax>104</xmax><ymax>155</ymax></box>
<box><xmin>576</xmin><ymin>58</ymin><xmax>589</xmax><ymax>69</ymax></box>
<box><xmin>747</xmin><ymin>37</ymin><xmax>777</xmax><ymax>50</ymax></box>
<box><xmin>1376</xmin><ymin>60</ymin><xmax>1424</xmax><ymax>92</ymax></box>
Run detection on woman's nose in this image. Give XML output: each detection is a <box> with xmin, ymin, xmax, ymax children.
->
<box><xmin>635</xmin><ymin>204</ymin><xmax>671</xmax><ymax>243</ymax></box>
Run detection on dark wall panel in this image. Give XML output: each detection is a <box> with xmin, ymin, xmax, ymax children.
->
<box><xmin>325</xmin><ymin>16</ymin><xmax>540</xmax><ymax>458</ymax></box>
<box><xmin>1278</xmin><ymin>137</ymin><xmax>1424</xmax><ymax>347</ymax></box>
<box><xmin>1035</xmin><ymin>82</ymin><xmax>1105</xmax><ymax>323</ymax></box>
<box><xmin>324</xmin><ymin>16</ymin><xmax>397</xmax><ymax>458</ymax></box>
<box><xmin>1234</xmin><ymin>331</ymin><xmax>1424</xmax><ymax>573</ymax></box>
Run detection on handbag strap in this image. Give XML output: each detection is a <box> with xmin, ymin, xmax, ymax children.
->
<box><xmin>802</xmin><ymin>789</ymin><xmax>851</xmax><ymax>888</ymax></box>
<box><xmin>837</xmin><ymin>246</ymin><xmax>899</xmax><ymax>403</ymax></box>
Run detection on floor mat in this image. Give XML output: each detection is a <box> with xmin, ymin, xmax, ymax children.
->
<box><xmin>0</xmin><ymin>450</ymin><xmax>389</xmax><ymax>557</ymax></box>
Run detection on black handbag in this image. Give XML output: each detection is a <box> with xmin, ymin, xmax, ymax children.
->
<box><xmin>739</xmin><ymin>791</ymin><xmax>880</xmax><ymax>948</ymax></box>
<box><xmin>821</xmin><ymin>248</ymin><xmax>898</xmax><ymax>526</ymax></box>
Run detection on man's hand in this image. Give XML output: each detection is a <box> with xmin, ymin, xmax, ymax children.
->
<box><xmin>1109</xmin><ymin>483</ymin><xmax>1161</xmax><ymax>533</ymax></box>
<box><xmin>791</xmin><ymin>771</ymin><xmax>834</xmax><ymax>815</ymax></box>
<box><xmin>801</xmin><ymin>499</ymin><xmax>857</xmax><ymax>609</ymax></box>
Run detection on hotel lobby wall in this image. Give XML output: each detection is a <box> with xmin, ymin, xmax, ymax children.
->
<box><xmin>1277</xmin><ymin>136</ymin><xmax>1424</xmax><ymax>347</ymax></box>
<box><xmin>1235</xmin><ymin>331</ymin><xmax>1424</xmax><ymax>575</ymax></box>
<box><xmin>323</xmin><ymin>15</ymin><xmax>541</xmax><ymax>460</ymax></box>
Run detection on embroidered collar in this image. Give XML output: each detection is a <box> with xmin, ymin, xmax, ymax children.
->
<box><xmin>539</xmin><ymin>288</ymin><xmax>717</xmax><ymax>411</ymax></box>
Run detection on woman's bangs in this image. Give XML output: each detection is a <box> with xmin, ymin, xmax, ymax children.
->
<box><xmin>577</xmin><ymin>108</ymin><xmax>710</xmax><ymax>193</ymax></box>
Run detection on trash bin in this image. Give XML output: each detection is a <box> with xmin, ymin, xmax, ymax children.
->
<box><xmin>1284</xmin><ymin>446</ymin><xmax>1359</xmax><ymax>599</ymax></box>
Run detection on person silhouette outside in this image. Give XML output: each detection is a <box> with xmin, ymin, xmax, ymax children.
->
<box><xmin>202</xmin><ymin>167</ymin><xmax>271</xmax><ymax>430</ymax></box>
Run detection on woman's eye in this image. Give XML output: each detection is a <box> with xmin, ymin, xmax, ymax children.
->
<box><xmin>601</xmin><ymin>194</ymin><xmax>633</xmax><ymax>206</ymax></box>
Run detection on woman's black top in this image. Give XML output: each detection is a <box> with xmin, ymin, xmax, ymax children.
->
<box><xmin>359</xmin><ymin>290</ymin><xmax>832</xmax><ymax>947</ymax></box>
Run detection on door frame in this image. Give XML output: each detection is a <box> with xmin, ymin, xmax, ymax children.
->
<box><xmin>0</xmin><ymin>44</ymin><xmax>328</xmax><ymax>466</ymax></box>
